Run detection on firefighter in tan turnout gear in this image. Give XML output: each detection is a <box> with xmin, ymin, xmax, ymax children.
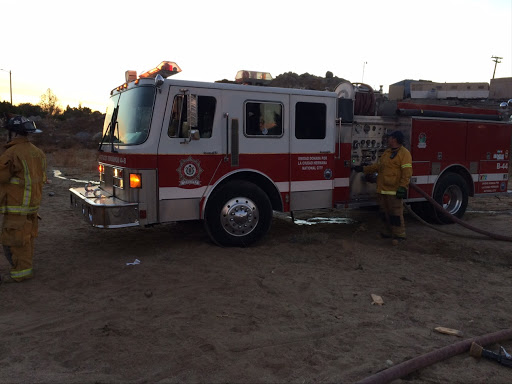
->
<box><xmin>0</xmin><ymin>116</ymin><xmax>46</xmax><ymax>283</ymax></box>
<box><xmin>353</xmin><ymin>130</ymin><xmax>413</xmax><ymax>245</ymax></box>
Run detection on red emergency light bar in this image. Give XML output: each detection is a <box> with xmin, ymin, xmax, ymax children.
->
<box><xmin>139</xmin><ymin>61</ymin><xmax>182</xmax><ymax>79</ymax></box>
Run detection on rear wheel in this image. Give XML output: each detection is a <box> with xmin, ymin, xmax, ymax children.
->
<box><xmin>204</xmin><ymin>181</ymin><xmax>272</xmax><ymax>246</ymax></box>
<box><xmin>433</xmin><ymin>173</ymin><xmax>469</xmax><ymax>224</ymax></box>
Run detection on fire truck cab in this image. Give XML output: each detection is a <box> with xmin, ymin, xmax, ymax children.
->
<box><xmin>70</xmin><ymin>61</ymin><xmax>512</xmax><ymax>246</ymax></box>
<box><xmin>71</xmin><ymin>62</ymin><xmax>339</xmax><ymax>246</ymax></box>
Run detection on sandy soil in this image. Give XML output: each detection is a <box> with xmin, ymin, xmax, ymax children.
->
<box><xmin>1</xmin><ymin>163</ymin><xmax>511</xmax><ymax>384</ymax></box>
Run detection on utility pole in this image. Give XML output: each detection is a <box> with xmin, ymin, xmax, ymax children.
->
<box><xmin>0</xmin><ymin>69</ymin><xmax>12</xmax><ymax>105</ymax></box>
<box><xmin>362</xmin><ymin>61</ymin><xmax>367</xmax><ymax>83</ymax></box>
<box><xmin>491</xmin><ymin>56</ymin><xmax>502</xmax><ymax>79</ymax></box>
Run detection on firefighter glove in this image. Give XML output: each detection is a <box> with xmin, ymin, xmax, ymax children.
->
<box><xmin>396</xmin><ymin>186</ymin><xmax>407</xmax><ymax>199</ymax></box>
<box><xmin>352</xmin><ymin>165</ymin><xmax>364</xmax><ymax>173</ymax></box>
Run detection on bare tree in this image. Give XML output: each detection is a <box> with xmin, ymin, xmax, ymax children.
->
<box><xmin>39</xmin><ymin>88</ymin><xmax>62</xmax><ymax>116</ymax></box>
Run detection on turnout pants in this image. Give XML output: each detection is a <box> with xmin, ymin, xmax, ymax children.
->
<box><xmin>378</xmin><ymin>194</ymin><xmax>406</xmax><ymax>239</ymax></box>
<box><xmin>1</xmin><ymin>213</ymin><xmax>38</xmax><ymax>281</ymax></box>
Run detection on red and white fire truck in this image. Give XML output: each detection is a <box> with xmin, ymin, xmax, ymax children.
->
<box><xmin>70</xmin><ymin>61</ymin><xmax>512</xmax><ymax>246</ymax></box>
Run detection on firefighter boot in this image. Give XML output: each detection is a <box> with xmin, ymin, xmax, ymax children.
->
<box><xmin>392</xmin><ymin>237</ymin><xmax>406</xmax><ymax>246</ymax></box>
<box><xmin>1</xmin><ymin>273</ymin><xmax>16</xmax><ymax>283</ymax></box>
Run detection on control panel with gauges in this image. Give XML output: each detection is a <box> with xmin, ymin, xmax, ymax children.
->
<box><xmin>350</xmin><ymin>119</ymin><xmax>388</xmax><ymax>167</ymax></box>
<box><xmin>344</xmin><ymin>116</ymin><xmax>407</xmax><ymax>202</ymax></box>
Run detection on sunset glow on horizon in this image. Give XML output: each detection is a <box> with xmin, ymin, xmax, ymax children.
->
<box><xmin>1</xmin><ymin>0</ymin><xmax>511</xmax><ymax>113</ymax></box>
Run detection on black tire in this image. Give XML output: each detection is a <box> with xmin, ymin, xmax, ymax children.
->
<box><xmin>432</xmin><ymin>173</ymin><xmax>469</xmax><ymax>224</ymax></box>
<box><xmin>204</xmin><ymin>181</ymin><xmax>272</xmax><ymax>246</ymax></box>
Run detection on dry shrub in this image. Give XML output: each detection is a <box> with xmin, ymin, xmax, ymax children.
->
<box><xmin>31</xmin><ymin>116</ymin><xmax>103</xmax><ymax>153</ymax></box>
<box><xmin>46</xmin><ymin>148</ymin><xmax>99</xmax><ymax>177</ymax></box>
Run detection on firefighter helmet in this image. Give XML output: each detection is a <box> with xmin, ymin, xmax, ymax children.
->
<box><xmin>5</xmin><ymin>116</ymin><xmax>42</xmax><ymax>135</ymax></box>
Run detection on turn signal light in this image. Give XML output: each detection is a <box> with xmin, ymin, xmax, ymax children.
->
<box><xmin>129</xmin><ymin>173</ymin><xmax>142</xmax><ymax>188</ymax></box>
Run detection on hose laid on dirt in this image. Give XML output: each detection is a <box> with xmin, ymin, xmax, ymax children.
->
<box><xmin>409</xmin><ymin>182</ymin><xmax>512</xmax><ymax>242</ymax></box>
<box><xmin>356</xmin><ymin>328</ymin><xmax>512</xmax><ymax>384</ymax></box>
<box><xmin>404</xmin><ymin>203</ymin><xmax>490</xmax><ymax>240</ymax></box>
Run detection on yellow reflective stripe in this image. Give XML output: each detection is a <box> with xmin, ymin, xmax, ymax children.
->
<box><xmin>380</xmin><ymin>190</ymin><xmax>397</xmax><ymax>195</ymax></box>
<box><xmin>401</xmin><ymin>163</ymin><xmax>412</xmax><ymax>168</ymax></box>
<box><xmin>0</xmin><ymin>206</ymin><xmax>39</xmax><ymax>214</ymax></box>
<box><xmin>0</xmin><ymin>205</ymin><xmax>39</xmax><ymax>214</ymax></box>
<box><xmin>1</xmin><ymin>160</ymin><xmax>36</xmax><ymax>214</ymax></box>
<box><xmin>42</xmin><ymin>157</ymin><xmax>47</xmax><ymax>183</ymax></box>
<box><xmin>22</xmin><ymin>160</ymin><xmax>32</xmax><ymax>208</ymax></box>
<box><xmin>11</xmin><ymin>268</ymin><xmax>33</xmax><ymax>278</ymax></box>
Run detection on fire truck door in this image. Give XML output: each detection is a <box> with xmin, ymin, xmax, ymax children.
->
<box><xmin>230</xmin><ymin>92</ymin><xmax>290</xmax><ymax>208</ymax></box>
<box><xmin>156</xmin><ymin>88</ymin><xmax>223</xmax><ymax>222</ymax></box>
<box><xmin>289</xmin><ymin>95</ymin><xmax>336</xmax><ymax>210</ymax></box>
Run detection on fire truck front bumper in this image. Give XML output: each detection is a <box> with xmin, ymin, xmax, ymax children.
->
<box><xmin>70</xmin><ymin>187</ymin><xmax>139</xmax><ymax>228</ymax></box>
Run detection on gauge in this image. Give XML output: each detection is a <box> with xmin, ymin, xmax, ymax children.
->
<box><xmin>354</xmin><ymin>124</ymin><xmax>361</xmax><ymax>134</ymax></box>
<box><xmin>363</xmin><ymin>124</ymin><xmax>371</xmax><ymax>133</ymax></box>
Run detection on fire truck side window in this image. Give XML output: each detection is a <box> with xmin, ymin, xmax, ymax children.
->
<box><xmin>245</xmin><ymin>102</ymin><xmax>283</xmax><ymax>137</ymax></box>
<box><xmin>197</xmin><ymin>96</ymin><xmax>216</xmax><ymax>138</ymax></box>
<box><xmin>168</xmin><ymin>95</ymin><xmax>216</xmax><ymax>138</ymax></box>
<box><xmin>295</xmin><ymin>102</ymin><xmax>326</xmax><ymax>139</ymax></box>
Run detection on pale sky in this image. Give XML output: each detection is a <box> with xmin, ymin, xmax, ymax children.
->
<box><xmin>1</xmin><ymin>0</ymin><xmax>511</xmax><ymax>113</ymax></box>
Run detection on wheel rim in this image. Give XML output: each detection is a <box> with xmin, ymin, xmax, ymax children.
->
<box><xmin>441</xmin><ymin>184</ymin><xmax>463</xmax><ymax>214</ymax></box>
<box><xmin>220</xmin><ymin>197</ymin><xmax>259</xmax><ymax>237</ymax></box>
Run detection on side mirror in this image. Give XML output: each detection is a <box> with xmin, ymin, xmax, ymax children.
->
<box><xmin>155</xmin><ymin>74</ymin><xmax>165</xmax><ymax>88</ymax></box>
<box><xmin>180</xmin><ymin>128</ymin><xmax>200</xmax><ymax>144</ymax></box>
<box><xmin>189</xmin><ymin>129</ymin><xmax>200</xmax><ymax>141</ymax></box>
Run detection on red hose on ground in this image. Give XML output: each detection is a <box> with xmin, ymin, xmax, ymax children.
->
<box><xmin>409</xmin><ymin>182</ymin><xmax>512</xmax><ymax>242</ymax></box>
<box><xmin>356</xmin><ymin>328</ymin><xmax>512</xmax><ymax>384</ymax></box>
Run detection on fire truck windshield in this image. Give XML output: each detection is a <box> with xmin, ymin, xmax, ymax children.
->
<box><xmin>102</xmin><ymin>86</ymin><xmax>156</xmax><ymax>146</ymax></box>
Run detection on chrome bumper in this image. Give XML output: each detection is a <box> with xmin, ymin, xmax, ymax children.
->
<box><xmin>69</xmin><ymin>187</ymin><xmax>139</xmax><ymax>228</ymax></box>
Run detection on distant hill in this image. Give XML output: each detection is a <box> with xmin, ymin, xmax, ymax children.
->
<box><xmin>217</xmin><ymin>71</ymin><xmax>348</xmax><ymax>92</ymax></box>
<box><xmin>269</xmin><ymin>72</ymin><xmax>348</xmax><ymax>91</ymax></box>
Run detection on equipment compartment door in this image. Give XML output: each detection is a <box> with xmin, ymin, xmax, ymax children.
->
<box><xmin>467</xmin><ymin>121</ymin><xmax>510</xmax><ymax>193</ymax></box>
<box><xmin>289</xmin><ymin>95</ymin><xmax>336</xmax><ymax>210</ymax></box>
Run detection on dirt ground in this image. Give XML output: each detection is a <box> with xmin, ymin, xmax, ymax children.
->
<box><xmin>1</xmin><ymin>160</ymin><xmax>511</xmax><ymax>384</ymax></box>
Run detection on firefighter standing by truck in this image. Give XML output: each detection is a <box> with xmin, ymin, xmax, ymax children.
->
<box><xmin>0</xmin><ymin>115</ymin><xmax>46</xmax><ymax>283</ymax></box>
<box><xmin>353</xmin><ymin>130</ymin><xmax>413</xmax><ymax>245</ymax></box>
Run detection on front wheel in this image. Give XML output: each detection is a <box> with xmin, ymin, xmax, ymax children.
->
<box><xmin>433</xmin><ymin>173</ymin><xmax>469</xmax><ymax>224</ymax></box>
<box><xmin>204</xmin><ymin>181</ymin><xmax>272</xmax><ymax>246</ymax></box>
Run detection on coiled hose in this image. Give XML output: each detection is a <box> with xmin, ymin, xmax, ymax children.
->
<box><xmin>408</xmin><ymin>182</ymin><xmax>512</xmax><ymax>242</ymax></box>
<box><xmin>356</xmin><ymin>328</ymin><xmax>512</xmax><ymax>384</ymax></box>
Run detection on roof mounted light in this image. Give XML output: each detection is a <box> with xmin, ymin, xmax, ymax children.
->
<box><xmin>235</xmin><ymin>70</ymin><xmax>273</xmax><ymax>85</ymax></box>
<box><xmin>139</xmin><ymin>61</ymin><xmax>182</xmax><ymax>79</ymax></box>
<box><xmin>125</xmin><ymin>70</ymin><xmax>137</xmax><ymax>82</ymax></box>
